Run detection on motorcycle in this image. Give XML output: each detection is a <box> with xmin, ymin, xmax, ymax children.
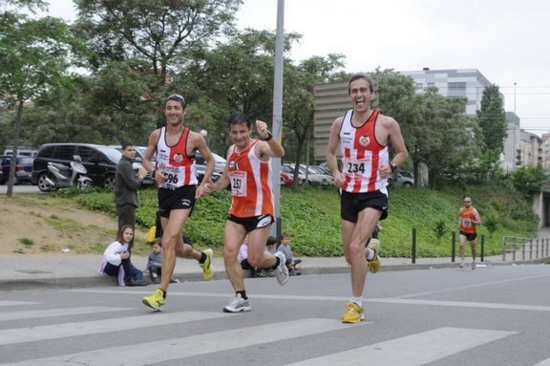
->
<box><xmin>42</xmin><ymin>155</ymin><xmax>93</xmax><ymax>191</ymax></box>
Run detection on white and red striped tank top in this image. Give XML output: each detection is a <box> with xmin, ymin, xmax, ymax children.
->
<box><xmin>227</xmin><ymin>139</ymin><xmax>274</xmax><ymax>218</ymax></box>
<box><xmin>156</xmin><ymin>127</ymin><xmax>198</xmax><ymax>189</ymax></box>
<box><xmin>339</xmin><ymin>109</ymin><xmax>389</xmax><ymax>194</ymax></box>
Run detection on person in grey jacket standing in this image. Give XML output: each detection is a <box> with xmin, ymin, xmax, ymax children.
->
<box><xmin>115</xmin><ymin>141</ymin><xmax>148</xmax><ymax>232</ymax></box>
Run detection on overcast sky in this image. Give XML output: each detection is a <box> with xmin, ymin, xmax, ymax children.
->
<box><xmin>44</xmin><ymin>0</ymin><xmax>550</xmax><ymax>136</ymax></box>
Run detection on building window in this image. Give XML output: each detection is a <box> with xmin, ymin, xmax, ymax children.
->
<box><xmin>448</xmin><ymin>82</ymin><xmax>466</xmax><ymax>97</ymax></box>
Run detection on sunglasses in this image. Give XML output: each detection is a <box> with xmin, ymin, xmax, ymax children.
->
<box><xmin>464</xmin><ymin>201</ymin><xmax>471</xmax><ymax>203</ymax></box>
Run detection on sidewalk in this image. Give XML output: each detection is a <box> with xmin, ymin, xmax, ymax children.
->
<box><xmin>1</xmin><ymin>252</ymin><xmax>548</xmax><ymax>290</ymax></box>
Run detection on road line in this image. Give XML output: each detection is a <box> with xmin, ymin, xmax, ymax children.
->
<box><xmin>0</xmin><ymin>306</ymin><xmax>131</xmax><ymax>322</ymax></box>
<box><xmin>71</xmin><ymin>289</ymin><xmax>550</xmax><ymax>312</ymax></box>
<box><xmin>0</xmin><ymin>311</ymin><xmax>228</xmax><ymax>346</ymax></box>
<box><xmin>3</xmin><ymin>318</ymin><xmax>364</xmax><ymax>366</ymax></box>
<box><xmin>285</xmin><ymin>327</ymin><xmax>516</xmax><ymax>366</ymax></box>
<box><xmin>394</xmin><ymin>273</ymin><xmax>550</xmax><ymax>299</ymax></box>
<box><xmin>0</xmin><ymin>301</ymin><xmax>37</xmax><ymax>307</ymax></box>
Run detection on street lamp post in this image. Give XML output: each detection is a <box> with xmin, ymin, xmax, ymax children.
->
<box><xmin>270</xmin><ymin>0</ymin><xmax>285</xmax><ymax>241</ymax></box>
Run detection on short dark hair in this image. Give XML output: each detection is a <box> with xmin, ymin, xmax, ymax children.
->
<box><xmin>348</xmin><ymin>73</ymin><xmax>374</xmax><ymax>94</ymax></box>
<box><xmin>121</xmin><ymin>141</ymin><xmax>134</xmax><ymax>151</ymax></box>
<box><xmin>228</xmin><ymin>113</ymin><xmax>251</xmax><ymax>129</ymax></box>
<box><xmin>165</xmin><ymin>94</ymin><xmax>186</xmax><ymax>109</ymax></box>
<box><xmin>266</xmin><ymin>236</ymin><xmax>277</xmax><ymax>246</ymax></box>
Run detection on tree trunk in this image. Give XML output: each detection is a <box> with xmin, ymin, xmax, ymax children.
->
<box><xmin>6</xmin><ymin>100</ymin><xmax>24</xmax><ymax>198</ymax></box>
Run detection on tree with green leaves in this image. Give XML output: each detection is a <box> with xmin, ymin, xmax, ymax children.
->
<box><xmin>0</xmin><ymin>1</ymin><xmax>85</xmax><ymax>197</ymax></box>
<box><xmin>477</xmin><ymin>84</ymin><xmax>507</xmax><ymax>152</ymax></box>
<box><xmin>475</xmin><ymin>84</ymin><xmax>507</xmax><ymax>179</ymax></box>
<box><xmin>71</xmin><ymin>0</ymin><xmax>243</xmax><ymax>140</ymax></box>
<box><xmin>513</xmin><ymin>165</ymin><xmax>548</xmax><ymax>199</ymax></box>
<box><xmin>73</xmin><ymin>0</ymin><xmax>241</xmax><ymax>83</ymax></box>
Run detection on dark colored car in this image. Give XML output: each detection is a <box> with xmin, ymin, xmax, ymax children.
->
<box><xmin>0</xmin><ymin>155</ymin><xmax>34</xmax><ymax>185</ymax></box>
<box><xmin>32</xmin><ymin>143</ymin><xmax>127</xmax><ymax>191</ymax></box>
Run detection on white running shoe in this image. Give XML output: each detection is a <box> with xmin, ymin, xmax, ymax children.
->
<box><xmin>223</xmin><ymin>294</ymin><xmax>251</xmax><ymax>313</ymax></box>
<box><xmin>274</xmin><ymin>252</ymin><xmax>289</xmax><ymax>286</ymax></box>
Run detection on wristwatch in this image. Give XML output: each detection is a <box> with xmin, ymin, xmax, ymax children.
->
<box><xmin>390</xmin><ymin>162</ymin><xmax>397</xmax><ymax>172</ymax></box>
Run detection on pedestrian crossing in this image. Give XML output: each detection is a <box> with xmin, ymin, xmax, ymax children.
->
<box><xmin>0</xmin><ymin>300</ymin><xmax>544</xmax><ymax>366</ymax></box>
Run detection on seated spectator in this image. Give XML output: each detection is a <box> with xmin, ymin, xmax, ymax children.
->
<box><xmin>238</xmin><ymin>236</ymin><xmax>265</xmax><ymax>278</ymax></box>
<box><xmin>146</xmin><ymin>238</ymin><xmax>178</xmax><ymax>284</ymax></box>
<box><xmin>146</xmin><ymin>210</ymin><xmax>213</xmax><ymax>281</ymax></box>
<box><xmin>261</xmin><ymin>236</ymin><xmax>278</xmax><ymax>277</ymax></box>
<box><xmin>277</xmin><ymin>232</ymin><xmax>302</xmax><ymax>276</ymax></box>
<box><xmin>98</xmin><ymin>225</ymin><xmax>148</xmax><ymax>286</ymax></box>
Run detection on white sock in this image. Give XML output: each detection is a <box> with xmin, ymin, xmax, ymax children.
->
<box><xmin>351</xmin><ymin>297</ymin><xmax>362</xmax><ymax>307</ymax></box>
<box><xmin>366</xmin><ymin>249</ymin><xmax>375</xmax><ymax>261</ymax></box>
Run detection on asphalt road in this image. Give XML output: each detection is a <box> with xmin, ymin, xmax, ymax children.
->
<box><xmin>0</xmin><ymin>183</ymin><xmax>41</xmax><ymax>194</ymax></box>
<box><xmin>2</xmin><ymin>265</ymin><xmax>550</xmax><ymax>365</ymax></box>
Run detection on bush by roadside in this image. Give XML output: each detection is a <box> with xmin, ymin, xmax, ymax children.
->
<box><xmin>70</xmin><ymin>183</ymin><xmax>538</xmax><ymax>258</ymax></box>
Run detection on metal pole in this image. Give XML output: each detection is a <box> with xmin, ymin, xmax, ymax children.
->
<box><xmin>451</xmin><ymin>231</ymin><xmax>456</xmax><ymax>263</ymax></box>
<box><xmin>512</xmin><ymin>236</ymin><xmax>517</xmax><ymax>261</ymax></box>
<box><xmin>412</xmin><ymin>227</ymin><xmax>416</xmax><ymax>264</ymax></box>
<box><xmin>270</xmin><ymin>0</ymin><xmax>285</xmax><ymax>241</ymax></box>
<box><xmin>480</xmin><ymin>234</ymin><xmax>484</xmax><ymax>262</ymax></box>
<box><xmin>502</xmin><ymin>235</ymin><xmax>507</xmax><ymax>261</ymax></box>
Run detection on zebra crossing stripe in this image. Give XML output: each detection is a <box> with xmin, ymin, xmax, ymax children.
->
<box><xmin>0</xmin><ymin>307</ymin><xmax>131</xmax><ymax>322</ymax></box>
<box><xmin>285</xmin><ymin>327</ymin><xmax>516</xmax><ymax>366</ymax></box>
<box><xmin>0</xmin><ymin>301</ymin><xmax>37</xmax><ymax>307</ymax></box>
<box><xmin>4</xmin><ymin>318</ymin><xmax>363</xmax><ymax>366</ymax></box>
<box><xmin>0</xmin><ymin>310</ymin><xmax>228</xmax><ymax>346</ymax></box>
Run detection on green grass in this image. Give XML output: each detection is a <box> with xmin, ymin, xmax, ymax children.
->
<box><xmin>71</xmin><ymin>182</ymin><xmax>539</xmax><ymax>258</ymax></box>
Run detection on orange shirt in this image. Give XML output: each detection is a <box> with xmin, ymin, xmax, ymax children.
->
<box><xmin>227</xmin><ymin>140</ymin><xmax>274</xmax><ymax>218</ymax></box>
<box><xmin>459</xmin><ymin>206</ymin><xmax>477</xmax><ymax>234</ymax></box>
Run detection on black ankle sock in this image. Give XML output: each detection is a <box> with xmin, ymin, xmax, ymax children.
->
<box><xmin>199</xmin><ymin>252</ymin><xmax>206</xmax><ymax>264</ymax></box>
<box><xmin>271</xmin><ymin>256</ymin><xmax>280</xmax><ymax>270</ymax></box>
<box><xmin>160</xmin><ymin>289</ymin><xmax>166</xmax><ymax>299</ymax></box>
<box><xmin>237</xmin><ymin>290</ymin><xmax>247</xmax><ymax>300</ymax></box>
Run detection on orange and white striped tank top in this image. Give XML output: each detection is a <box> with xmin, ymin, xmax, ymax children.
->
<box><xmin>227</xmin><ymin>139</ymin><xmax>274</xmax><ymax>218</ymax></box>
<box><xmin>156</xmin><ymin>127</ymin><xmax>198</xmax><ymax>189</ymax></box>
<box><xmin>339</xmin><ymin>109</ymin><xmax>389</xmax><ymax>194</ymax></box>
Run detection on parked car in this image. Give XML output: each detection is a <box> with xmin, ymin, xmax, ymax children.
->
<box><xmin>3</xmin><ymin>147</ymin><xmax>37</xmax><ymax>158</ymax></box>
<box><xmin>195</xmin><ymin>151</ymin><xmax>226</xmax><ymax>174</ymax></box>
<box><xmin>0</xmin><ymin>155</ymin><xmax>33</xmax><ymax>185</ymax></box>
<box><xmin>32</xmin><ymin>143</ymin><xmax>132</xmax><ymax>191</ymax></box>
<box><xmin>388</xmin><ymin>171</ymin><xmax>415</xmax><ymax>187</ymax></box>
<box><xmin>282</xmin><ymin>163</ymin><xmax>334</xmax><ymax>187</ymax></box>
<box><xmin>309</xmin><ymin>165</ymin><xmax>332</xmax><ymax>176</ymax></box>
<box><xmin>280</xmin><ymin>171</ymin><xmax>304</xmax><ymax>187</ymax></box>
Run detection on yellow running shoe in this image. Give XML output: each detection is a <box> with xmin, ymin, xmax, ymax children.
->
<box><xmin>200</xmin><ymin>248</ymin><xmax>214</xmax><ymax>281</ymax></box>
<box><xmin>367</xmin><ymin>239</ymin><xmax>381</xmax><ymax>274</ymax></box>
<box><xmin>341</xmin><ymin>301</ymin><xmax>364</xmax><ymax>323</ymax></box>
<box><xmin>142</xmin><ymin>289</ymin><xmax>165</xmax><ymax>310</ymax></box>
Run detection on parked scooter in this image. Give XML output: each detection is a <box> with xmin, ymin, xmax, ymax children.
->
<box><xmin>42</xmin><ymin>155</ymin><xmax>93</xmax><ymax>191</ymax></box>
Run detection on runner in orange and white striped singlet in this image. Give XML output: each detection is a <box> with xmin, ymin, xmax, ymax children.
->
<box><xmin>226</xmin><ymin>139</ymin><xmax>274</xmax><ymax>218</ymax></box>
<box><xmin>204</xmin><ymin>113</ymin><xmax>289</xmax><ymax>313</ymax></box>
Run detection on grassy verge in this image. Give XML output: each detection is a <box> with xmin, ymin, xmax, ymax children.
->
<box><xmin>66</xmin><ymin>182</ymin><xmax>538</xmax><ymax>258</ymax></box>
